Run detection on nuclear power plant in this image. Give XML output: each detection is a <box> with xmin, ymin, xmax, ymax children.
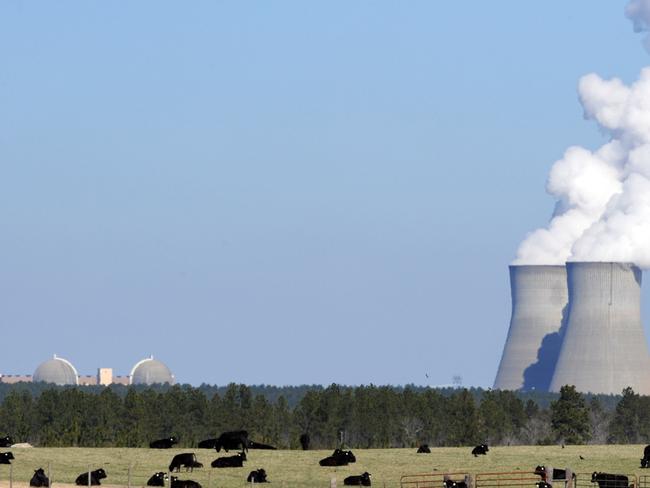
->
<box><xmin>493</xmin><ymin>265</ymin><xmax>568</xmax><ymax>391</ymax></box>
<box><xmin>495</xmin><ymin>262</ymin><xmax>650</xmax><ymax>395</ymax></box>
<box><xmin>0</xmin><ymin>355</ymin><xmax>175</xmax><ymax>386</ymax></box>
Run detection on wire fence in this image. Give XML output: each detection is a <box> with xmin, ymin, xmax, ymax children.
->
<box><xmin>0</xmin><ymin>463</ymin><xmax>346</xmax><ymax>488</ymax></box>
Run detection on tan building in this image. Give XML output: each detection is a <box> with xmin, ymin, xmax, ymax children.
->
<box><xmin>0</xmin><ymin>375</ymin><xmax>32</xmax><ymax>384</ymax></box>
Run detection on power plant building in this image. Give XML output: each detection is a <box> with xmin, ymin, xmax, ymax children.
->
<box><xmin>1</xmin><ymin>356</ymin><xmax>174</xmax><ymax>386</ymax></box>
<box><xmin>33</xmin><ymin>355</ymin><xmax>79</xmax><ymax>386</ymax></box>
<box><xmin>130</xmin><ymin>356</ymin><xmax>175</xmax><ymax>385</ymax></box>
<box><xmin>493</xmin><ymin>265</ymin><xmax>568</xmax><ymax>391</ymax></box>
<box><xmin>549</xmin><ymin>262</ymin><xmax>650</xmax><ymax>395</ymax></box>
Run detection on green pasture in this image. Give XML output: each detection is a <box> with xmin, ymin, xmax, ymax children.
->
<box><xmin>0</xmin><ymin>445</ymin><xmax>648</xmax><ymax>488</ymax></box>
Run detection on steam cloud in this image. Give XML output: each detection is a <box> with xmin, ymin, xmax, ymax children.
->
<box><xmin>514</xmin><ymin>50</ymin><xmax>650</xmax><ymax>267</ymax></box>
<box><xmin>627</xmin><ymin>0</ymin><xmax>650</xmax><ymax>52</ymax></box>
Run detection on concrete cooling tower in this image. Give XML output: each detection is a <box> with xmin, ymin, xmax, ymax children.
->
<box><xmin>494</xmin><ymin>265</ymin><xmax>568</xmax><ymax>391</ymax></box>
<box><xmin>549</xmin><ymin>262</ymin><xmax>650</xmax><ymax>395</ymax></box>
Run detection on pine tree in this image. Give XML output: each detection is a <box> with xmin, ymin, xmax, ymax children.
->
<box><xmin>550</xmin><ymin>385</ymin><xmax>591</xmax><ymax>444</ymax></box>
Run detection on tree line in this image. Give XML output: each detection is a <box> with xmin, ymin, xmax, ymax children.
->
<box><xmin>0</xmin><ymin>383</ymin><xmax>646</xmax><ymax>448</ymax></box>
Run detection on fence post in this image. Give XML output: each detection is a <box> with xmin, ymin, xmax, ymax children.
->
<box><xmin>207</xmin><ymin>470</ymin><xmax>211</xmax><ymax>488</ymax></box>
<box><xmin>47</xmin><ymin>462</ymin><xmax>51</xmax><ymax>488</ymax></box>
<box><xmin>331</xmin><ymin>476</ymin><xmax>336</xmax><ymax>488</ymax></box>
<box><xmin>128</xmin><ymin>464</ymin><xmax>132</xmax><ymax>488</ymax></box>
<box><xmin>88</xmin><ymin>464</ymin><xmax>91</xmax><ymax>488</ymax></box>
<box><xmin>10</xmin><ymin>463</ymin><xmax>13</xmax><ymax>488</ymax></box>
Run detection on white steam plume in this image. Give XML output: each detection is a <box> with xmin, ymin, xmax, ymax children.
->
<box><xmin>626</xmin><ymin>0</ymin><xmax>650</xmax><ymax>52</ymax></box>
<box><xmin>515</xmin><ymin>67</ymin><xmax>650</xmax><ymax>267</ymax></box>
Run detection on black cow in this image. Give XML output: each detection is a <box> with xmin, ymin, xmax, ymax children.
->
<box><xmin>247</xmin><ymin>469</ymin><xmax>268</xmax><ymax>483</ymax></box>
<box><xmin>344</xmin><ymin>472</ymin><xmax>371</xmax><ymax>486</ymax></box>
<box><xmin>319</xmin><ymin>449</ymin><xmax>356</xmax><ymax>467</ymax></box>
<box><xmin>417</xmin><ymin>444</ymin><xmax>431</xmax><ymax>453</ymax></box>
<box><xmin>299</xmin><ymin>433</ymin><xmax>310</xmax><ymax>451</ymax></box>
<box><xmin>471</xmin><ymin>444</ymin><xmax>489</xmax><ymax>457</ymax></box>
<box><xmin>536</xmin><ymin>483</ymin><xmax>552</xmax><ymax>488</ymax></box>
<box><xmin>591</xmin><ymin>472</ymin><xmax>630</xmax><ymax>488</ymax></box>
<box><xmin>75</xmin><ymin>469</ymin><xmax>107</xmax><ymax>486</ymax></box>
<box><xmin>0</xmin><ymin>436</ymin><xmax>13</xmax><ymax>448</ymax></box>
<box><xmin>444</xmin><ymin>475</ymin><xmax>469</xmax><ymax>488</ymax></box>
<box><xmin>642</xmin><ymin>445</ymin><xmax>650</xmax><ymax>468</ymax></box>
<box><xmin>30</xmin><ymin>468</ymin><xmax>50</xmax><ymax>487</ymax></box>
<box><xmin>170</xmin><ymin>453</ymin><xmax>203</xmax><ymax>472</ymax></box>
<box><xmin>211</xmin><ymin>452</ymin><xmax>246</xmax><ymax>468</ymax></box>
<box><xmin>170</xmin><ymin>477</ymin><xmax>202</xmax><ymax>488</ymax></box>
<box><xmin>214</xmin><ymin>431</ymin><xmax>249</xmax><ymax>453</ymax></box>
<box><xmin>0</xmin><ymin>452</ymin><xmax>14</xmax><ymax>464</ymax></box>
<box><xmin>248</xmin><ymin>441</ymin><xmax>277</xmax><ymax>450</ymax></box>
<box><xmin>146</xmin><ymin>472</ymin><xmax>168</xmax><ymax>487</ymax></box>
<box><xmin>150</xmin><ymin>436</ymin><xmax>178</xmax><ymax>449</ymax></box>
<box><xmin>198</xmin><ymin>439</ymin><xmax>218</xmax><ymax>449</ymax></box>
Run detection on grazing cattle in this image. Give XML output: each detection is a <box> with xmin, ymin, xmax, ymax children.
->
<box><xmin>299</xmin><ymin>434</ymin><xmax>310</xmax><ymax>451</ymax></box>
<box><xmin>443</xmin><ymin>475</ymin><xmax>469</xmax><ymax>488</ymax></box>
<box><xmin>30</xmin><ymin>468</ymin><xmax>50</xmax><ymax>487</ymax></box>
<box><xmin>344</xmin><ymin>472</ymin><xmax>371</xmax><ymax>486</ymax></box>
<box><xmin>471</xmin><ymin>444</ymin><xmax>489</xmax><ymax>457</ymax></box>
<box><xmin>0</xmin><ymin>436</ymin><xmax>13</xmax><ymax>448</ymax></box>
<box><xmin>169</xmin><ymin>453</ymin><xmax>203</xmax><ymax>472</ymax></box>
<box><xmin>170</xmin><ymin>477</ymin><xmax>202</xmax><ymax>488</ymax></box>
<box><xmin>248</xmin><ymin>441</ymin><xmax>277</xmax><ymax>450</ymax></box>
<box><xmin>75</xmin><ymin>469</ymin><xmax>107</xmax><ymax>486</ymax></box>
<box><xmin>198</xmin><ymin>439</ymin><xmax>218</xmax><ymax>449</ymax></box>
<box><xmin>150</xmin><ymin>437</ymin><xmax>178</xmax><ymax>449</ymax></box>
<box><xmin>146</xmin><ymin>472</ymin><xmax>168</xmax><ymax>487</ymax></box>
<box><xmin>417</xmin><ymin>444</ymin><xmax>431</xmax><ymax>454</ymax></box>
<box><xmin>247</xmin><ymin>469</ymin><xmax>268</xmax><ymax>483</ymax></box>
<box><xmin>591</xmin><ymin>472</ymin><xmax>630</xmax><ymax>488</ymax></box>
<box><xmin>214</xmin><ymin>431</ymin><xmax>249</xmax><ymax>453</ymax></box>
<box><xmin>0</xmin><ymin>452</ymin><xmax>14</xmax><ymax>464</ymax></box>
<box><xmin>641</xmin><ymin>446</ymin><xmax>650</xmax><ymax>468</ymax></box>
<box><xmin>211</xmin><ymin>452</ymin><xmax>246</xmax><ymax>468</ymax></box>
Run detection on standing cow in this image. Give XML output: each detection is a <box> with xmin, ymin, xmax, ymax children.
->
<box><xmin>299</xmin><ymin>434</ymin><xmax>310</xmax><ymax>451</ymax></box>
<box><xmin>214</xmin><ymin>431</ymin><xmax>249</xmax><ymax>453</ymax></box>
<box><xmin>591</xmin><ymin>473</ymin><xmax>630</xmax><ymax>488</ymax></box>
<box><xmin>169</xmin><ymin>453</ymin><xmax>203</xmax><ymax>472</ymax></box>
<box><xmin>0</xmin><ymin>436</ymin><xmax>13</xmax><ymax>448</ymax></box>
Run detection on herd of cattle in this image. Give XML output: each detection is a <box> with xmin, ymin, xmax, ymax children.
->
<box><xmin>0</xmin><ymin>431</ymin><xmax>371</xmax><ymax>486</ymax></box>
<box><xmin>1</xmin><ymin>434</ymin><xmax>650</xmax><ymax>488</ymax></box>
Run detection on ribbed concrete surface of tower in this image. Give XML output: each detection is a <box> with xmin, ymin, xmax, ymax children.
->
<box><xmin>549</xmin><ymin>262</ymin><xmax>650</xmax><ymax>395</ymax></box>
<box><xmin>494</xmin><ymin>265</ymin><xmax>568</xmax><ymax>391</ymax></box>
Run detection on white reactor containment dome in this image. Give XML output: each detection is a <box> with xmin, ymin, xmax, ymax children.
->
<box><xmin>550</xmin><ymin>262</ymin><xmax>650</xmax><ymax>395</ymax></box>
<box><xmin>33</xmin><ymin>355</ymin><xmax>79</xmax><ymax>385</ymax></box>
<box><xmin>129</xmin><ymin>356</ymin><xmax>175</xmax><ymax>385</ymax></box>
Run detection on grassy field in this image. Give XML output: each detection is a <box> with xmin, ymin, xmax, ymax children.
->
<box><xmin>0</xmin><ymin>445</ymin><xmax>649</xmax><ymax>488</ymax></box>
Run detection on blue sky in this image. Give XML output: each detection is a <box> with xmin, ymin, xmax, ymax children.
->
<box><xmin>1</xmin><ymin>1</ymin><xmax>648</xmax><ymax>387</ymax></box>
